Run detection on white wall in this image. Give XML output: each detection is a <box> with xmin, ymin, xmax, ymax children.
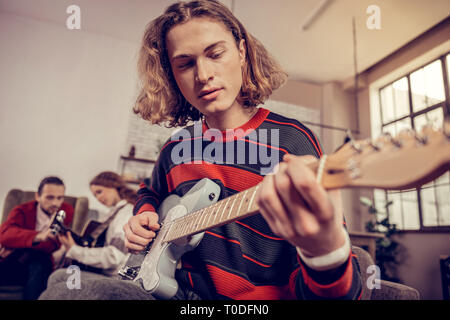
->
<box><xmin>0</xmin><ymin>12</ymin><xmax>140</xmax><ymax>215</ymax></box>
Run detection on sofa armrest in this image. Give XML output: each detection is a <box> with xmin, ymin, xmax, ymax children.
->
<box><xmin>371</xmin><ymin>280</ymin><xmax>420</xmax><ymax>300</ymax></box>
<box><xmin>71</xmin><ymin>197</ymin><xmax>89</xmax><ymax>234</ymax></box>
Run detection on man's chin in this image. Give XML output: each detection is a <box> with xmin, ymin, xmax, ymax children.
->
<box><xmin>42</xmin><ymin>207</ymin><xmax>58</xmax><ymax>216</ymax></box>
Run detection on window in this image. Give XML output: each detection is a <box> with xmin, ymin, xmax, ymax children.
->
<box><xmin>374</xmin><ymin>52</ymin><xmax>450</xmax><ymax>231</ymax></box>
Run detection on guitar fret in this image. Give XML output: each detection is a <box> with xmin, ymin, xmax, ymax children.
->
<box><xmin>213</xmin><ymin>199</ymin><xmax>224</xmax><ymax>227</ymax></box>
<box><xmin>236</xmin><ymin>189</ymin><xmax>248</xmax><ymax>219</ymax></box>
<box><xmin>205</xmin><ymin>203</ymin><xmax>215</xmax><ymax>228</ymax></box>
<box><xmin>199</xmin><ymin>205</ymin><xmax>208</xmax><ymax>230</ymax></box>
<box><xmin>220</xmin><ymin>198</ymin><xmax>231</xmax><ymax>224</ymax></box>
<box><xmin>166</xmin><ymin>184</ymin><xmax>262</xmax><ymax>243</ymax></box>
<box><xmin>247</xmin><ymin>185</ymin><xmax>259</xmax><ymax>212</ymax></box>
<box><xmin>187</xmin><ymin>212</ymin><xmax>196</xmax><ymax>235</ymax></box>
<box><xmin>181</xmin><ymin>216</ymin><xmax>189</xmax><ymax>236</ymax></box>
<box><xmin>227</xmin><ymin>195</ymin><xmax>238</xmax><ymax>220</ymax></box>
<box><xmin>209</xmin><ymin>201</ymin><xmax>220</xmax><ymax>228</ymax></box>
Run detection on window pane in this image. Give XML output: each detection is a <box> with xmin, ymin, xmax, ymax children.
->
<box><xmin>382</xmin><ymin>118</ymin><xmax>411</xmax><ymax>137</ymax></box>
<box><xmin>387</xmin><ymin>192</ymin><xmax>403</xmax><ymax>229</ymax></box>
<box><xmin>400</xmin><ymin>190</ymin><xmax>420</xmax><ymax>230</ymax></box>
<box><xmin>383</xmin><ymin>122</ymin><xmax>396</xmax><ymax>136</ymax></box>
<box><xmin>421</xmin><ymin>186</ymin><xmax>438</xmax><ymax>227</ymax></box>
<box><xmin>435</xmin><ymin>171</ymin><xmax>450</xmax><ymax>226</ymax></box>
<box><xmin>393</xmin><ymin>77</ymin><xmax>410</xmax><ymax>118</ymax></box>
<box><xmin>380</xmin><ymin>85</ymin><xmax>395</xmax><ymax>123</ymax></box>
<box><xmin>410</xmin><ymin>60</ymin><xmax>445</xmax><ymax>112</ymax></box>
<box><xmin>447</xmin><ymin>54</ymin><xmax>450</xmax><ymax>85</ymax></box>
<box><xmin>413</xmin><ymin>108</ymin><xmax>444</xmax><ymax>132</ymax></box>
<box><xmin>374</xmin><ymin>189</ymin><xmax>388</xmax><ymax>223</ymax></box>
<box><xmin>395</xmin><ymin>118</ymin><xmax>412</xmax><ymax>134</ymax></box>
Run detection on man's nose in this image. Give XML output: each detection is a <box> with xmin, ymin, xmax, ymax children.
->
<box><xmin>195</xmin><ymin>59</ymin><xmax>213</xmax><ymax>84</ymax></box>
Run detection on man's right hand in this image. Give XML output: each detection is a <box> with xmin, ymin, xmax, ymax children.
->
<box><xmin>123</xmin><ymin>211</ymin><xmax>160</xmax><ymax>253</ymax></box>
<box><xmin>33</xmin><ymin>227</ymin><xmax>57</xmax><ymax>244</ymax></box>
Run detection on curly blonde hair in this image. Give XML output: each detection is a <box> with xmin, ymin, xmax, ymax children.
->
<box><xmin>134</xmin><ymin>0</ymin><xmax>287</xmax><ymax>127</ymax></box>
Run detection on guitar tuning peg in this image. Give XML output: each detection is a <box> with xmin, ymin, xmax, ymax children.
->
<box><xmin>444</xmin><ymin>119</ymin><xmax>450</xmax><ymax>139</ymax></box>
<box><xmin>391</xmin><ymin>137</ymin><xmax>403</xmax><ymax>148</ymax></box>
<box><xmin>345</xmin><ymin>129</ymin><xmax>363</xmax><ymax>153</ymax></box>
<box><xmin>368</xmin><ymin>140</ymin><xmax>381</xmax><ymax>151</ymax></box>
<box><xmin>382</xmin><ymin>131</ymin><xmax>402</xmax><ymax>148</ymax></box>
<box><xmin>413</xmin><ymin>131</ymin><xmax>428</xmax><ymax>145</ymax></box>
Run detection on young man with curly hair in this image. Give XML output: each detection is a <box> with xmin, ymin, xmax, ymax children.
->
<box><xmin>40</xmin><ymin>0</ymin><xmax>362</xmax><ymax>300</ymax></box>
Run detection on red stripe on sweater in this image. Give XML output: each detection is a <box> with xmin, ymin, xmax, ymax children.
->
<box><xmin>299</xmin><ymin>255</ymin><xmax>353</xmax><ymax>298</ymax></box>
<box><xmin>234</xmin><ymin>220</ymin><xmax>284</xmax><ymax>241</ymax></box>
<box><xmin>206</xmin><ymin>264</ymin><xmax>296</xmax><ymax>300</ymax></box>
<box><xmin>206</xmin><ymin>231</ymin><xmax>272</xmax><ymax>268</ymax></box>
<box><xmin>205</xmin><ymin>231</ymin><xmax>241</xmax><ymax>245</ymax></box>
<box><xmin>265</xmin><ymin>118</ymin><xmax>323</xmax><ymax>156</ymax></box>
<box><xmin>166</xmin><ymin>162</ymin><xmax>263</xmax><ymax>193</ymax></box>
<box><xmin>239</xmin><ymin>137</ymin><xmax>289</xmax><ymax>155</ymax></box>
<box><xmin>188</xmin><ymin>272</ymin><xmax>194</xmax><ymax>288</ymax></box>
<box><xmin>136</xmin><ymin>203</ymin><xmax>156</xmax><ymax>215</ymax></box>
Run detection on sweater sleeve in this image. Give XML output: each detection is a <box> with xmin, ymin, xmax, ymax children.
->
<box><xmin>293</xmin><ymin>237</ymin><xmax>363</xmax><ymax>299</ymax></box>
<box><xmin>133</xmin><ymin>147</ymin><xmax>170</xmax><ymax>215</ymax></box>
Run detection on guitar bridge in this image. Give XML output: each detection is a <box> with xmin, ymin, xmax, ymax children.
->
<box><xmin>118</xmin><ymin>265</ymin><xmax>141</xmax><ymax>281</ymax></box>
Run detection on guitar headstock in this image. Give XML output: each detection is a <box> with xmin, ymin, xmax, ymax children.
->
<box><xmin>49</xmin><ymin>210</ymin><xmax>66</xmax><ymax>235</ymax></box>
<box><xmin>322</xmin><ymin>121</ymin><xmax>450</xmax><ymax>190</ymax></box>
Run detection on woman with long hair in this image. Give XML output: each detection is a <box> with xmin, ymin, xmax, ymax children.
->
<box><xmin>45</xmin><ymin>172</ymin><xmax>135</xmax><ymax>288</ymax></box>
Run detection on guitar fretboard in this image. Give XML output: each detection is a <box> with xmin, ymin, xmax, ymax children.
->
<box><xmin>163</xmin><ymin>184</ymin><xmax>260</xmax><ymax>243</ymax></box>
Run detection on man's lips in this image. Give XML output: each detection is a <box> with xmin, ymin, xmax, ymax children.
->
<box><xmin>198</xmin><ymin>88</ymin><xmax>222</xmax><ymax>99</ymax></box>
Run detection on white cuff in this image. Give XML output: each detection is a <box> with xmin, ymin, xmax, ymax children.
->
<box><xmin>296</xmin><ymin>228</ymin><xmax>351</xmax><ymax>271</ymax></box>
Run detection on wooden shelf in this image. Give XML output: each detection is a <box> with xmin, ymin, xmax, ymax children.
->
<box><xmin>123</xmin><ymin>178</ymin><xmax>142</xmax><ymax>185</ymax></box>
<box><xmin>120</xmin><ymin>156</ymin><xmax>156</xmax><ymax>164</ymax></box>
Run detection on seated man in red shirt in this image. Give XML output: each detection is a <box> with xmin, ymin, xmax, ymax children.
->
<box><xmin>0</xmin><ymin>176</ymin><xmax>74</xmax><ymax>299</ymax></box>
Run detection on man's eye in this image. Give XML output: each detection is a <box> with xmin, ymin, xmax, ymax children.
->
<box><xmin>210</xmin><ymin>51</ymin><xmax>224</xmax><ymax>59</ymax></box>
<box><xmin>177</xmin><ymin>61</ymin><xmax>194</xmax><ymax>69</ymax></box>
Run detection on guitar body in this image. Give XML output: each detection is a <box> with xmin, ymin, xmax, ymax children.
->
<box><xmin>120</xmin><ymin>178</ymin><xmax>221</xmax><ymax>299</ymax></box>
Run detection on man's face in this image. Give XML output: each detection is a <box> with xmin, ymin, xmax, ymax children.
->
<box><xmin>35</xmin><ymin>184</ymin><xmax>65</xmax><ymax>216</ymax></box>
<box><xmin>166</xmin><ymin>17</ymin><xmax>246</xmax><ymax>118</ymax></box>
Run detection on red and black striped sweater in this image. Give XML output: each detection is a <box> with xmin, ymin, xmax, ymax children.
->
<box><xmin>134</xmin><ymin>107</ymin><xmax>362</xmax><ymax>300</ymax></box>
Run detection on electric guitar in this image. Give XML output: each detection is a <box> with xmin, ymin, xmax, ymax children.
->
<box><xmin>119</xmin><ymin>123</ymin><xmax>450</xmax><ymax>299</ymax></box>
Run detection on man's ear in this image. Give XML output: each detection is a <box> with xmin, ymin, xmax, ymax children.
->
<box><xmin>238</xmin><ymin>39</ymin><xmax>246</xmax><ymax>67</ymax></box>
<box><xmin>35</xmin><ymin>192</ymin><xmax>40</xmax><ymax>202</ymax></box>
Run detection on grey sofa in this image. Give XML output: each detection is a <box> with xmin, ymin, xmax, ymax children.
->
<box><xmin>352</xmin><ymin>246</ymin><xmax>420</xmax><ymax>300</ymax></box>
<box><xmin>0</xmin><ymin>188</ymin><xmax>89</xmax><ymax>300</ymax></box>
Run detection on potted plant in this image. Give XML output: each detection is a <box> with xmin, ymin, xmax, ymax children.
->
<box><xmin>360</xmin><ymin>196</ymin><xmax>405</xmax><ymax>283</ymax></box>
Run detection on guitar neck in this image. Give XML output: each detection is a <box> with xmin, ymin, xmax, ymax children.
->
<box><xmin>163</xmin><ymin>184</ymin><xmax>261</xmax><ymax>243</ymax></box>
<box><xmin>163</xmin><ymin>123</ymin><xmax>450</xmax><ymax>243</ymax></box>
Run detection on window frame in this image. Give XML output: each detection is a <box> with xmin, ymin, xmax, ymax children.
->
<box><xmin>376</xmin><ymin>51</ymin><xmax>450</xmax><ymax>233</ymax></box>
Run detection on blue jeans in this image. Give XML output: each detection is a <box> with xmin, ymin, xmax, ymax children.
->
<box><xmin>0</xmin><ymin>249</ymin><xmax>53</xmax><ymax>300</ymax></box>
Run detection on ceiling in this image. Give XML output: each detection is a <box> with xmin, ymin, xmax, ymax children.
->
<box><xmin>1</xmin><ymin>0</ymin><xmax>449</xmax><ymax>83</ymax></box>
